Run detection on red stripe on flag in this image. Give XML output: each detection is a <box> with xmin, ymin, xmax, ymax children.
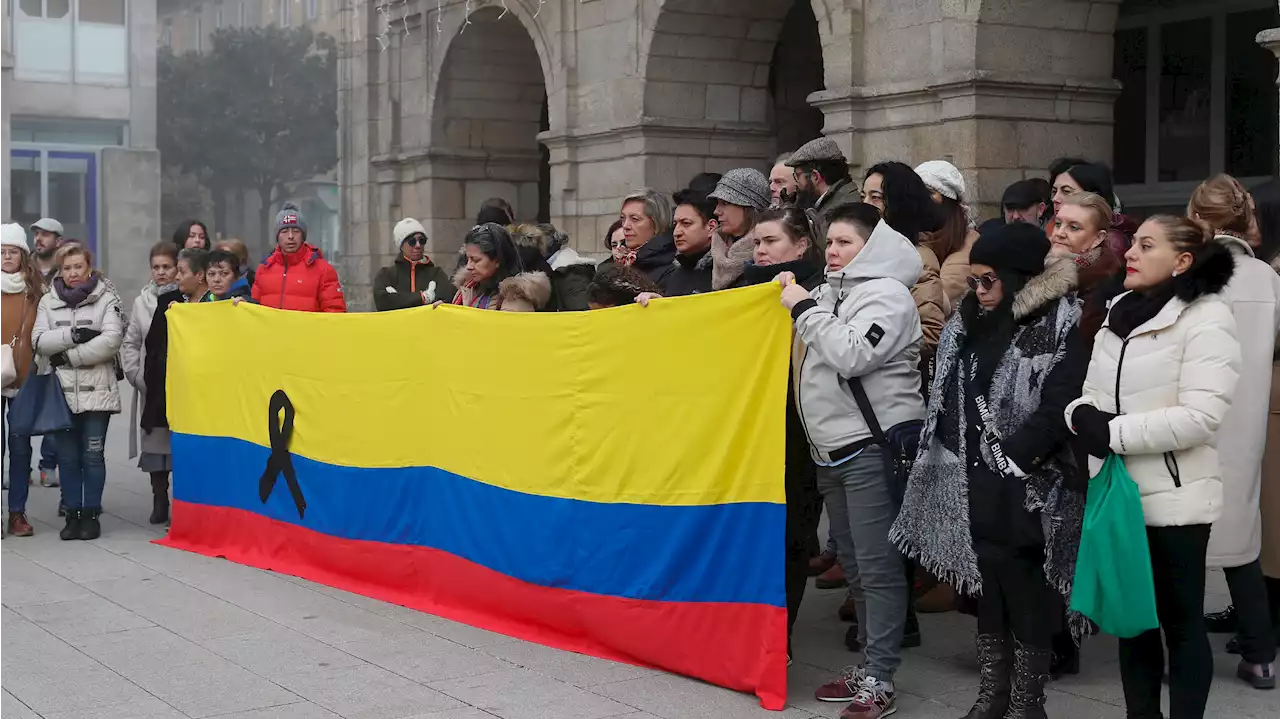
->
<box><xmin>157</xmin><ymin>500</ymin><xmax>788</xmax><ymax>709</ymax></box>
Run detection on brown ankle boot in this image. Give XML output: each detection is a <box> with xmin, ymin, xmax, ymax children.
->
<box><xmin>6</xmin><ymin>512</ymin><xmax>33</xmax><ymax>537</ymax></box>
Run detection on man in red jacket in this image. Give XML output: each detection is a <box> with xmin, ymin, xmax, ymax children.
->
<box><xmin>252</xmin><ymin>203</ymin><xmax>347</xmax><ymax>312</ymax></box>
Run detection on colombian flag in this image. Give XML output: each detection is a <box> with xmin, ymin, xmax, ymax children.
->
<box><xmin>157</xmin><ymin>285</ymin><xmax>792</xmax><ymax>708</ymax></box>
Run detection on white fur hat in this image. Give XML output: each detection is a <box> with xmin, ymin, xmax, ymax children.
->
<box><xmin>1</xmin><ymin>223</ymin><xmax>29</xmax><ymax>253</ymax></box>
<box><xmin>393</xmin><ymin>218</ymin><xmax>427</xmax><ymax>249</ymax></box>
<box><xmin>915</xmin><ymin>160</ymin><xmax>966</xmax><ymax>202</ymax></box>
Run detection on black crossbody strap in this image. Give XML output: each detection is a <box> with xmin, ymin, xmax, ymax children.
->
<box><xmin>843</xmin><ymin>376</ymin><xmax>887</xmax><ymax>446</ymax></box>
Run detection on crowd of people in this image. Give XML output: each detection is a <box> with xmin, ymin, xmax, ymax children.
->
<box><xmin>3</xmin><ymin>137</ymin><xmax>1280</xmax><ymax>719</ymax></box>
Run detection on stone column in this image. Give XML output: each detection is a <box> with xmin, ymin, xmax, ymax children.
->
<box><xmin>2</xmin><ymin>23</ymin><xmax>12</xmax><ymax>220</ymax></box>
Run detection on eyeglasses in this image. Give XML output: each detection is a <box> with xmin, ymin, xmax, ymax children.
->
<box><xmin>966</xmin><ymin>272</ymin><xmax>1000</xmax><ymax>291</ymax></box>
<box><xmin>404</xmin><ymin>235</ymin><xmax>427</xmax><ymax>247</ymax></box>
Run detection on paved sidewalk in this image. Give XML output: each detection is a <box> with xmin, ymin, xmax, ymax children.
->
<box><xmin>3</xmin><ymin>416</ymin><xmax>1276</xmax><ymax>719</ymax></box>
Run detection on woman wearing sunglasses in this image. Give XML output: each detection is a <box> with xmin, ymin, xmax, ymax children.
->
<box><xmin>893</xmin><ymin>222</ymin><xmax>1089</xmax><ymax>719</ymax></box>
<box><xmin>373</xmin><ymin>218</ymin><xmax>458</xmax><ymax>311</ymax></box>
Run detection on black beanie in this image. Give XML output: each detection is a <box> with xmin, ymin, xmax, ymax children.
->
<box><xmin>969</xmin><ymin>221</ymin><xmax>1049</xmax><ymax>275</ymax></box>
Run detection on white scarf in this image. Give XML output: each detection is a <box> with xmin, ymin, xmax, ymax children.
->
<box><xmin>1</xmin><ymin>271</ymin><xmax>26</xmax><ymax>295</ymax></box>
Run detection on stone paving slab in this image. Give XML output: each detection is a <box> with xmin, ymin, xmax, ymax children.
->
<box><xmin>2</xmin><ymin>404</ymin><xmax>1272</xmax><ymax>719</ymax></box>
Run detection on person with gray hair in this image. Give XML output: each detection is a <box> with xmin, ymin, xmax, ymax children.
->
<box><xmin>598</xmin><ymin>188</ymin><xmax>677</xmax><ymax>288</ymax></box>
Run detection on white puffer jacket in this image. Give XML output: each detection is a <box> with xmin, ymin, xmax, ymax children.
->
<box><xmin>1066</xmin><ymin>288</ymin><xmax>1241</xmax><ymax>528</ymax></box>
<box><xmin>31</xmin><ymin>276</ymin><xmax>125</xmax><ymax>415</ymax></box>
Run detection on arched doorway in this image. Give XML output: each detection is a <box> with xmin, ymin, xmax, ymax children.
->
<box><xmin>430</xmin><ymin>5</ymin><xmax>549</xmax><ymax>245</ymax></box>
<box><xmin>643</xmin><ymin>0</ymin><xmax>828</xmax><ymax>181</ymax></box>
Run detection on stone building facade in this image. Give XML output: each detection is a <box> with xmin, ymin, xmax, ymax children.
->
<box><xmin>336</xmin><ymin>0</ymin><xmax>1279</xmax><ymax>310</ymax></box>
<box><xmin>3</xmin><ymin>0</ymin><xmax>162</xmax><ymax>303</ymax></box>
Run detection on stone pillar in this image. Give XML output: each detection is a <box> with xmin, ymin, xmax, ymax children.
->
<box><xmin>0</xmin><ymin>8</ymin><xmax>12</xmax><ymax>221</ymax></box>
<box><xmin>101</xmin><ymin>148</ymin><xmax>162</xmax><ymax>303</ymax></box>
<box><xmin>817</xmin><ymin>0</ymin><xmax>1122</xmax><ymax>219</ymax></box>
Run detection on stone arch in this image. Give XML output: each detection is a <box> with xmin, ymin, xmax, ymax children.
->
<box><xmin>426</xmin><ymin>2</ymin><xmax>556</xmax><ymax>246</ymax></box>
<box><xmin>641</xmin><ymin>0</ymin><xmax>854</xmax><ymax>179</ymax></box>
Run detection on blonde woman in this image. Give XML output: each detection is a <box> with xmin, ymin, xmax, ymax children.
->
<box><xmin>31</xmin><ymin>245</ymin><xmax>124</xmax><ymax>541</ymax></box>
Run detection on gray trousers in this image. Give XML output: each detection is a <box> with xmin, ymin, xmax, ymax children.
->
<box><xmin>816</xmin><ymin>445</ymin><xmax>907</xmax><ymax>682</ymax></box>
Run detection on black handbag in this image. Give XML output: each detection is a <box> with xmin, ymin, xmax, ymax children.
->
<box><xmin>844</xmin><ymin>375</ymin><xmax>922</xmax><ymax>506</ymax></box>
<box><xmin>8</xmin><ymin>369</ymin><xmax>74</xmax><ymax>436</ymax></box>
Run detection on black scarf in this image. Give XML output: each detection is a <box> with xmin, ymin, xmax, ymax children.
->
<box><xmin>739</xmin><ymin>257</ymin><xmax>824</xmax><ymax>288</ymax></box>
<box><xmin>1106</xmin><ymin>281</ymin><xmax>1176</xmax><ymax>339</ymax></box>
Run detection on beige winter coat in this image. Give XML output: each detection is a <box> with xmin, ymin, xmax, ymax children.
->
<box><xmin>1261</xmin><ymin>255</ymin><xmax>1280</xmax><ymax>578</ymax></box>
<box><xmin>1208</xmin><ymin>235</ymin><xmax>1280</xmax><ymax>567</ymax></box>
<box><xmin>121</xmin><ymin>284</ymin><xmax>170</xmax><ymax>457</ymax></box>
<box><xmin>31</xmin><ymin>276</ymin><xmax>125</xmax><ymax>415</ymax></box>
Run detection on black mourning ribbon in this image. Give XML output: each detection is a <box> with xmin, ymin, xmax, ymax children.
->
<box><xmin>258</xmin><ymin>390</ymin><xmax>307</xmax><ymax>519</ymax></box>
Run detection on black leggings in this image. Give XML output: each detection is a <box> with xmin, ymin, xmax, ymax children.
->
<box><xmin>975</xmin><ymin>548</ymin><xmax>1053</xmax><ymax>649</ymax></box>
<box><xmin>1224</xmin><ymin>559</ymin><xmax>1277</xmax><ymax>664</ymax></box>
<box><xmin>1118</xmin><ymin>524</ymin><xmax>1213</xmax><ymax>719</ymax></box>
<box><xmin>784</xmin><ymin>458</ymin><xmax>822</xmax><ymax>652</ymax></box>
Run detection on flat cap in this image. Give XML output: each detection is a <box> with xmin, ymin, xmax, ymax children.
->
<box><xmin>785</xmin><ymin>136</ymin><xmax>845</xmax><ymax>167</ymax></box>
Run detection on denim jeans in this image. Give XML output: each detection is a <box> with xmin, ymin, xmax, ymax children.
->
<box><xmin>55</xmin><ymin>411</ymin><xmax>111</xmax><ymax>511</ymax></box>
<box><xmin>816</xmin><ymin>445</ymin><xmax>908</xmax><ymax>683</ymax></box>
<box><xmin>1</xmin><ymin>396</ymin><xmax>57</xmax><ymax>511</ymax></box>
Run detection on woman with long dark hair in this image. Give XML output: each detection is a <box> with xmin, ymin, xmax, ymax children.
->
<box><xmin>452</xmin><ymin>223</ymin><xmax>524</xmax><ymax>309</ymax></box>
<box><xmin>172</xmin><ymin>220</ymin><xmax>211</xmax><ymax>251</ymax></box>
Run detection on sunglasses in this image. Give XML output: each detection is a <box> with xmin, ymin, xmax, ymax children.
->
<box><xmin>966</xmin><ymin>272</ymin><xmax>1000</xmax><ymax>291</ymax></box>
<box><xmin>403</xmin><ymin>235</ymin><xmax>427</xmax><ymax>247</ymax></box>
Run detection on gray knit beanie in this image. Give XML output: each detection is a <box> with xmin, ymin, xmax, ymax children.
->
<box><xmin>274</xmin><ymin>202</ymin><xmax>307</xmax><ymax>239</ymax></box>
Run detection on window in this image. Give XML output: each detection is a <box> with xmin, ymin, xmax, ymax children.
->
<box><xmin>1112</xmin><ymin>0</ymin><xmax>1279</xmax><ymax>214</ymax></box>
<box><xmin>195</xmin><ymin>13</ymin><xmax>203</xmax><ymax>53</ymax></box>
<box><xmin>13</xmin><ymin>0</ymin><xmax>128</xmax><ymax>85</ymax></box>
<box><xmin>215</xmin><ymin>3</ymin><xmax>224</xmax><ymax>29</ymax></box>
<box><xmin>238</xmin><ymin>1</ymin><xmax>246</xmax><ymax>26</ymax></box>
<box><xmin>307</xmin><ymin>0</ymin><xmax>317</xmax><ymax>21</ymax></box>
<box><xmin>278</xmin><ymin>0</ymin><xmax>291</xmax><ymax>26</ymax></box>
<box><xmin>9</xmin><ymin>149</ymin><xmax>100</xmax><ymax>259</ymax></box>
<box><xmin>162</xmin><ymin>20</ymin><xmax>173</xmax><ymax>47</ymax></box>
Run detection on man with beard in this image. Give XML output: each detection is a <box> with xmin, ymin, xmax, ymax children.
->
<box><xmin>786</xmin><ymin>137</ymin><xmax>860</xmax><ymax>247</ymax></box>
<box><xmin>29</xmin><ymin>218</ymin><xmax>64</xmax><ymax>282</ymax></box>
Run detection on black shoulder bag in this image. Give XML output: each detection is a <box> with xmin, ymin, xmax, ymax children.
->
<box><xmin>843</xmin><ymin>376</ymin><xmax>923</xmax><ymax>507</ymax></box>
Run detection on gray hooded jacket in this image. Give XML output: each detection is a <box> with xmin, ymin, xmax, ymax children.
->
<box><xmin>791</xmin><ymin>219</ymin><xmax>926</xmax><ymax>461</ymax></box>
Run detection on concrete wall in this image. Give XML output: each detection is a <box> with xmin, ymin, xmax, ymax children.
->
<box><xmin>336</xmin><ymin>0</ymin><xmax>1127</xmax><ymax>310</ymax></box>
<box><xmin>101</xmin><ymin>148</ymin><xmax>163</xmax><ymax>305</ymax></box>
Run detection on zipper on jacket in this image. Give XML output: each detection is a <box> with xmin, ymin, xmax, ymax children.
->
<box><xmin>71</xmin><ymin>303</ymin><xmax>80</xmax><ymax>414</ymax></box>
<box><xmin>1163</xmin><ymin>452</ymin><xmax>1182</xmax><ymax>488</ymax></box>
<box><xmin>279</xmin><ymin>263</ymin><xmax>288</xmax><ymax>308</ymax></box>
<box><xmin>1114</xmin><ymin>338</ymin><xmax>1130</xmax><ymax>415</ymax></box>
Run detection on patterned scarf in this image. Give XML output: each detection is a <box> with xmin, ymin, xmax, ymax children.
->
<box><xmin>891</xmin><ymin>285</ymin><xmax>1089</xmax><ymax>638</ymax></box>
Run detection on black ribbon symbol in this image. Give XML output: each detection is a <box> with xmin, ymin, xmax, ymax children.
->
<box><xmin>258</xmin><ymin>389</ymin><xmax>307</xmax><ymax>519</ymax></box>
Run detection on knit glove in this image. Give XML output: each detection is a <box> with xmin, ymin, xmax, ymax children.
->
<box><xmin>49</xmin><ymin>352</ymin><xmax>69</xmax><ymax>368</ymax></box>
<box><xmin>421</xmin><ymin>280</ymin><xmax>438</xmax><ymax>305</ymax></box>
<box><xmin>1072</xmin><ymin>404</ymin><xmax>1117</xmax><ymax>459</ymax></box>
<box><xmin>71</xmin><ymin>328</ymin><xmax>101</xmax><ymax>344</ymax></box>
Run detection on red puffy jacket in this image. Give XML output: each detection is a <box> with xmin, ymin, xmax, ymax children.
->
<box><xmin>252</xmin><ymin>242</ymin><xmax>347</xmax><ymax>312</ymax></box>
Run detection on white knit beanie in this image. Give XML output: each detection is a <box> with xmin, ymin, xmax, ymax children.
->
<box><xmin>393</xmin><ymin>218</ymin><xmax>427</xmax><ymax>249</ymax></box>
<box><xmin>914</xmin><ymin>160</ymin><xmax>966</xmax><ymax>202</ymax></box>
<box><xmin>0</xmin><ymin>223</ymin><xmax>29</xmax><ymax>253</ymax></box>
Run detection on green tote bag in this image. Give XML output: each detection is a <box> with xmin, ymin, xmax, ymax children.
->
<box><xmin>1069</xmin><ymin>452</ymin><xmax>1160</xmax><ymax>638</ymax></box>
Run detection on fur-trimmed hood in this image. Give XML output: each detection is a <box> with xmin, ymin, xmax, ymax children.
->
<box><xmin>1174</xmin><ymin>239</ymin><xmax>1236</xmax><ymax>303</ymax></box>
<box><xmin>1012</xmin><ymin>257</ymin><xmax>1079</xmax><ymax>321</ymax></box>
<box><xmin>497</xmin><ymin>271</ymin><xmax>552</xmax><ymax>310</ymax></box>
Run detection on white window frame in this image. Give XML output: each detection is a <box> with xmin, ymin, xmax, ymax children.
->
<box><xmin>215</xmin><ymin>3</ymin><xmax>223</xmax><ymax>29</ymax></box>
<box><xmin>306</xmin><ymin>0</ymin><xmax>317</xmax><ymax>21</ymax></box>
<box><xmin>12</xmin><ymin>0</ymin><xmax>131</xmax><ymax>87</ymax></box>
<box><xmin>237</xmin><ymin>0</ymin><xmax>246</xmax><ymax>27</ymax></box>
<box><xmin>195</xmin><ymin>12</ymin><xmax>203</xmax><ymax>52</ymax></box>
<box><xmin>1115</xmin><ymin>0</ymin><xmax>1278</xmax><ymax>209</ymax></box>
<box><xmin>278</xmin><ymin>0</ymin><xmax>291</xmax><ymax>26</ymax></box>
